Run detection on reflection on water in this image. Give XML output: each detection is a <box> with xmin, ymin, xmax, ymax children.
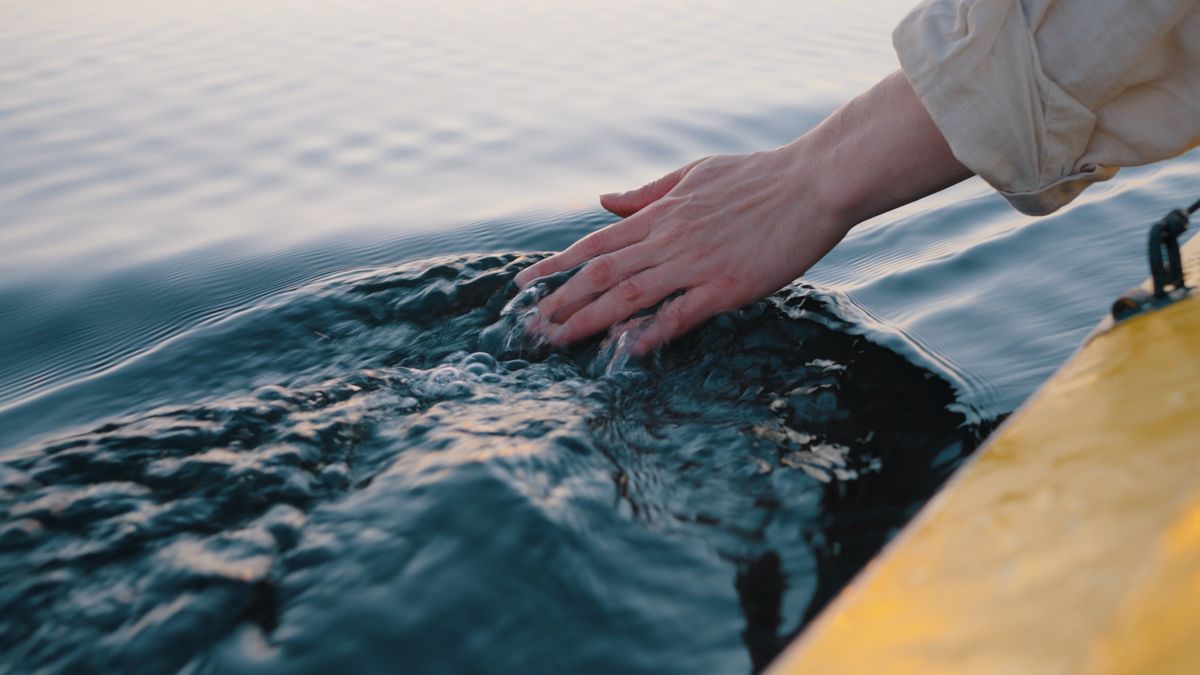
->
<box><xmin>2</xmin><ymin>0</ymin><xmax>1199</xmax><ymax>672</ymax></box>
<box><xmin>0</xmin><ymin>0</ymin><xmax>910</xmax><ymax>412</ymax></box>
<box><xmin>0</xmin><ymin>255</ymin><xmax>994</xmax><ymax>673</ymax></box>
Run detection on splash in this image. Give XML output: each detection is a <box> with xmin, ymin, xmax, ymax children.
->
<box><xmin>0</xmin><ymin>253</ymin><xmax>995</xmax><ymax>674</ymax></box>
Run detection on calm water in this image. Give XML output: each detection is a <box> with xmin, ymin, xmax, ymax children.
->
<box><xmin>2</xmin><ymin>1</ymin><xmax>1197</xmax><ymax>673</ymax></box>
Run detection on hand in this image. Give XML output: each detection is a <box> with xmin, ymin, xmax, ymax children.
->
<box><xmin>515</xmin><ymin>147</ymin><xmax>852</xmax><ymax>355</ymax></box>
<box><xmin>514</xmin><ymin>71</ymin><xmax>971</xmax><ymax>355</ymax></box>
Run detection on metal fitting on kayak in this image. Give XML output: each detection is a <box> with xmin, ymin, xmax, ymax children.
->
<box><xmin>1110</xmin><ymin>198</ymin><xmax>1198</xmax><ymax>321</ymax></box>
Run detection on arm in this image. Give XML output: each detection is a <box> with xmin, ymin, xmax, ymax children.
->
<box><xmin>515</xmin><ymin>70</ymin><xmax>972</xmax><ymax>355</ymax></box>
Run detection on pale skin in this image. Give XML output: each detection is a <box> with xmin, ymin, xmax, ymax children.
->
<box><xmin>514</xmin><ymin>70</ymin><xmax>973</xmax><ymax>355</ymax></box>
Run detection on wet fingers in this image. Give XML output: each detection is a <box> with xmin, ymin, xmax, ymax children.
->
<box><xmin>547</xmin><ymin>265</ymin><xmax>684</xmax><ymax>346</ymax></box>
<box><xmin>515</xmin><ymin>212</ymin><xmax>651</xmax><ymax>288</ymax></box>
<box><xmin>532</xmin><ymin>241</ymin><xmax>657</xmax><ymax>326</ymax></box>
<box><xmin>628</xmin><ymin>286</ymin><xmax>724</xmax><ymax>355</ymax></box>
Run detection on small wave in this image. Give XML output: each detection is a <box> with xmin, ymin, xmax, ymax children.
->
<box><xmin>0</xmin><ymin>253</ymin><xmax>996</xmax><ymax>674</ymax></box>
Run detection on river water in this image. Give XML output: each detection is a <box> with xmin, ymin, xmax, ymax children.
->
<box><xmin>2</xmin><ymin>1</ymin><xmax>1197</xmax><ymax>673</ymax></box>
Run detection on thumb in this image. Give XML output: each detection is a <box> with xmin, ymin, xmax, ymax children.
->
<box><xmin>600</xmin><ymin>159</ymin><xmax>702</xmax><ymax>217</ymax></box>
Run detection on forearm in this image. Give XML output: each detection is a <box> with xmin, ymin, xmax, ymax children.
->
<box><xmin>786</xmin><ymin>70</ymin><xmax>973</xmax><ymax>231</ymax></box>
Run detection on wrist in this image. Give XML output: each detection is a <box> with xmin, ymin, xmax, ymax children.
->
<box><xmin>783</xmin><ymin>71</ymin><xmax>971</xmax><ymax>233</ymax></box>
<box><xmin>775</xmin><ymin>137</ymin><xmax>859</xmax><ymax>238</ymax></box>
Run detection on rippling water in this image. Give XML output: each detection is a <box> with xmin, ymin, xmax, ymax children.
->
<box><xmin>2</xmin><ymin>1</ymin><xmax>1198</xmax><ymax>673</ymax></box>
<box><xmin>2</xmin><ymin>254</ymin><xmax>994</xmax><ymax>673</ymax></box>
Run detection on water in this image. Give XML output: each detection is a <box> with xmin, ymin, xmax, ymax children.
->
<box><xmin>1</xmin><ymin>1</ymin><xmax>1197</xmax><ymax>673</ymax></box>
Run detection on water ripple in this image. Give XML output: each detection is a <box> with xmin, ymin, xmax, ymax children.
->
<box><xmin>0</xmin><ymin>254</ymin><xmax>994</xmax><ymax>673</ymax></box>
<box><xmin>3</xmin><ymin>1</ymin><xmax>1199</xmax><ymax>671</ymax></box>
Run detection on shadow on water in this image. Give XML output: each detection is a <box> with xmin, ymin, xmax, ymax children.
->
<box><xmin>0</xmin><ymin>254</ymin><xmax>998</xmax><ymax>674</ymax></box>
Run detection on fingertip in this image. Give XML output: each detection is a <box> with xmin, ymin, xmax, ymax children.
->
<box><xmin>599</xmin><ymin>191</ymin><xmax>635</xmax><ymax>217</ymax></box>
<box><xmin>622</xmin><ymin>322</ymin><xmax>657</xmax><ymax>357</ymax></box>
<box><xmin>630</xmin><ymin>288</ymin><xmax>713</xmax><ymax>354</ymax></box>
<box><xmin>634</xmin><ymin>322</ymin><xmax>674</xmax><ymax>355</ymax></box>
<box><xmin>545</xmin><ymin>323</ymin><xmax>571</xmax><ymax>348</ymax></box>
<box><xmin>628</xmin><ymin>337</ymin><xmax>654</xmax><ymax>358</ymax></box>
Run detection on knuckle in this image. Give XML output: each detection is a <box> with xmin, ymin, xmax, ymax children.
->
<box><xmin>554</xmin><ymin>322</ymin><xmax>577</xmax><ymax>345</ymax></box>
<box><xmin>691</xmin><ymin>153</ymin><xmax>736</xmax><ymax>180</ymax></box>
<box><xmin>615</xmin><ymin>276</ymin><xmax>644</xmax><ymax>304</ymax></box>
<box><xmin>690</xmin><ymin>156</ymin><xmax>718</xmax><ymax>177</ymax></box>
<box><xmin>560</xmin><ymin>311</ymin><xmax>601</xmax><ymax>345</ymax></box>
<box><xmin>659</xmin><ymin>301</ymin><xmax>688</xmax><ymax>333</ymax></box>
<box><xmin>714</xmin><ymin>271</ymin><xmax>739</xmax><ymax>292</ymax></box>
<box><xmin>538</xmin><ymin>298</ymin><xmax>562</xmax><ymax>319</ymax></box>
<box><xmin>677</xmin><ymin>199</ymin><xmax>705</xmax><ymax>221</ymax></box>
<box><xmin>658</xmin><ymin>223</ymin><xmax>685</xmax><ymax>246</ymax></box>
<box><xmin>585</xmin><ymin>255</ymin><xmax>616</xmax><ymax>287</ymax></box>
<box><xmin>537</xmin><ymin>292</ymin><xmax>565</xmax><ymax>318</ymax></box>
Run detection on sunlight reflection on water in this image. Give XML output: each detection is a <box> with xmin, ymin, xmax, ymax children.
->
<box><xmin>2</xmin><ymin>1</ymin><xmax>1199</xmax><ymax>672</ymax></box>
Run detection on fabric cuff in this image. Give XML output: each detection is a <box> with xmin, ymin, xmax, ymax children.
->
<box><xmin>892</xmin><ymin>0</ymin><xmax>1116</xmax><ymax>216</ymax></box>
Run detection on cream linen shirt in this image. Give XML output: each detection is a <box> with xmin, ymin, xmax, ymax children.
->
<box><xmin>893</xmin><ymin>0</ymin><xmax>1200</xmax><ymax>215</ymax></box>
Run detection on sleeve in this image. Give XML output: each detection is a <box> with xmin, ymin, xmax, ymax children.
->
<box><xmin>893</xmin><ymin>0</ymin><xmax>1200</xmax><ymax>216</ymax></box>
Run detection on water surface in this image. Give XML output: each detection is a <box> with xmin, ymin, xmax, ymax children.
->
<box><xmin>2</xmin><ymin>1</ymin><xmax>1198</xmax><ymax>672</ymax></box>
<box><xmin>2</xmin><ymin>254</ymin><xmax>993</xmax><ymax>673</ymax></box>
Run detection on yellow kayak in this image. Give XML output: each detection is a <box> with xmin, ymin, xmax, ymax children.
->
<box><xmin>768</xmin><ymin>212</ymin><xmax>1200</xmax><ymax>675</ymax></box>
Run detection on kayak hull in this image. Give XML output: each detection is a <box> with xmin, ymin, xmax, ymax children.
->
<box><xmin>768</xmin><ymin>234</ymin><xmax>1200</xmax><ymax>675</ymax></box>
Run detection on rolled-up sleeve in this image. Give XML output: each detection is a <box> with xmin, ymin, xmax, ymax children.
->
<box><xmin>894</xmin><ymin>0</ymin><xmax>1200</xmax><ymax>215</ymax></box>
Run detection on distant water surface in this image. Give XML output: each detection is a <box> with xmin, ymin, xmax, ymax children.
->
<box><xmin>2</xmin><ymin>1</ymin><xmax>1197</xmax><ymax>673</ymax></box>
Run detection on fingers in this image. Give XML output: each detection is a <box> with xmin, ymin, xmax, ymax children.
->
<box><xmin>599</xmin><ymin>159</ymin><xmax>702</xmax><ymax>217</ymax></box>
<box><xmin>534</xmin><ymin>241</ymin><xmax>657</xmax><ymax>323</ymax></box>
<box><xmin>514</xmin><ymin>213</ymin><xmax>651</xmax><ymax>288</ymax></box>
<box><xmin>627</xmin><ymin>286</ymin><xmax>723</xmax><ymax>356</ymax></box>
<box><xmin>516</xmin><ymin>158</ymin><xmax>704</xmax><ymax>288</ymax></box>
<box><xmin>547</xmin><ymin>265</ymin><xmax>684</xmax><ymax>345</ymax></box>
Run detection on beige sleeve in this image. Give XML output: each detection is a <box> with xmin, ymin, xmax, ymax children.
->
<box><xmin>893</xmin><ymin>0</ymin><xmax>1200</xmax><ymax>216</ymax></box>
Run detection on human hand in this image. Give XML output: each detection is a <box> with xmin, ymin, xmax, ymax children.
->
<box><xmin>513</xmin><ymin>147</ymin><xmax>853</xmax><ymax>355</ymax></box>
<box><xmin>513</xmin><ymin>71</ymin><xmax>970</xmax><ymax>356</ymax></box>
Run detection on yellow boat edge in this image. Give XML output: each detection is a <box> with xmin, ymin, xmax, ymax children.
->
<box><xmin>767</xmin><ymin>234</ymin><xmax>1200</xmax><ymax>675</ymax></box>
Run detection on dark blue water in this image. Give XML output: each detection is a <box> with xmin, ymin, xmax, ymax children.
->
<box><xmin>1</xmin><ymin>253</ymin><xmax>994</xmax><ymax>673</ymax></box>
<box><xmin>2</xmin><ymin>1</ymin><xmax>1198</xmax><ymax>672</ymax></box>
